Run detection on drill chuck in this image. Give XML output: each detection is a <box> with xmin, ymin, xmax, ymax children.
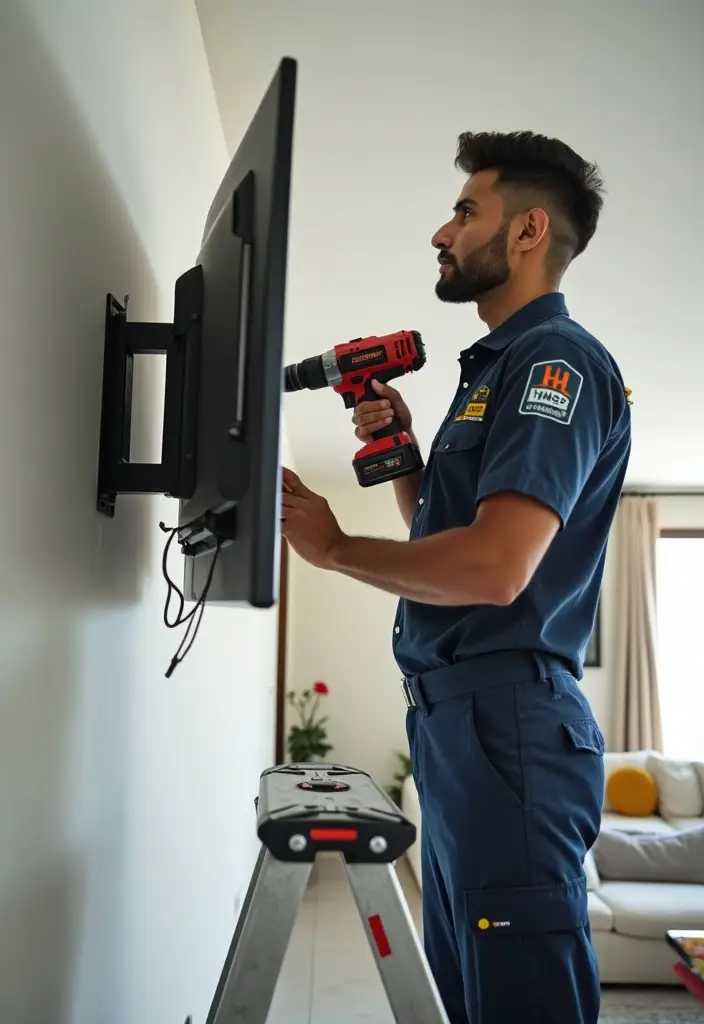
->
<box><xmin>283</xmin><ymin>349</ymin><xmax>340</xmax><ymax>392</ymax></box>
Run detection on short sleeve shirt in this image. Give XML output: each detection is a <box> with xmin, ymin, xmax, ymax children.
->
<box><xmin>392</xmin><ymin>293</ymin><xmax>632</xmax><ymax>680</ymax></box>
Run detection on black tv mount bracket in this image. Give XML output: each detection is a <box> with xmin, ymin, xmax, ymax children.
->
<box><xmin>96</xmin><ymin>265</ymin><xmax>204</xmax><ymax>518</ymax></box>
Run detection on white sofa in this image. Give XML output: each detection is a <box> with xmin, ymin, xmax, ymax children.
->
<box><xmin>401</xmin><ymin>749</ymin><xmax>704</xmax><ymax>985</ymax></box>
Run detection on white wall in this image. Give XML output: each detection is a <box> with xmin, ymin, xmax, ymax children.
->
<box><xmin>286</xmin><ymin>488</ymin><xmax>704</xmax><ymax>781</ymax></box>
<box><xmin>196</xmin><ymin>0</ymin><xmax>704</xmax><ymax>489</ymax></box>
<box><xmin>195</xmin><ymin>0</ymin><xmax>704</xmax><ymax>775</ymax></box>
<box><xmin>286</xmin><ymin>483</ymin><xmax>408</xmax><ymax>786</ymax></box>
<box><xmin>0</xmin><ymin>4</ymin><xmax>282</xmax><ymax>1023</ymax></box>
<box><xmin>657</xmin><ymin>496</ymin><xmax>704</xmax><ymax>532</ymax></box>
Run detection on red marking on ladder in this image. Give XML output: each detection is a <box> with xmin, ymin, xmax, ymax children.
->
<box><xmin>368</xmin><ymin>914</ymin><xmax>392</xmax><ymax>957</ymax></box>
<box><xmin>309</xmin><ymin>828</ymin><xmax>359</xmax><ymax>841</ymax></box>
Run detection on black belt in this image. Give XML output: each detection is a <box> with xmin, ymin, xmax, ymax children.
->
<box><xmin>400</xmin><ymin>650</ymin><xmax>571</xmax><ymax>712</ymax></box>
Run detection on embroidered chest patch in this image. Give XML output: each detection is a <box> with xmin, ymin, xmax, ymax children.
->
<box><xmin>455</xmin><ymin>384</ymin><xmax>491</xmax><ymax>423</ymax></box>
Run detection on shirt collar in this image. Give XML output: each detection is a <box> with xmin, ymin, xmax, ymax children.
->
<box><xmin>460</xmin><ymin>292</ymin><xmax>569</xmax><ymax>360</ymax></box>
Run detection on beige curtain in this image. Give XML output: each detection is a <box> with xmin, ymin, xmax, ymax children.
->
<box><xmin>612</xmin><ymin>496</ymin><xmax>663</xmax><ymax>752</ymax></box>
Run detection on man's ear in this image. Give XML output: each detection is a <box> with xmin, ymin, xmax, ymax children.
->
<box><xmin>515</xmin><ymin>208</ymin><xmax>550</xmax><ymax>254</ymax></box>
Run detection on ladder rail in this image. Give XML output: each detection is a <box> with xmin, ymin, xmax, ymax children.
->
<box><xmin>206</xmin><ymin>850</ymin><xmax>313</xmax><ymax>1024</ymax></box>
<box><xmin>344</xmin><ymin>859</ymin><xmax>451</xmax><ymax>1024</ymax></box>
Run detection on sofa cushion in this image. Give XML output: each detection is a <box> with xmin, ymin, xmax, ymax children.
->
<box><xmin>666</xmin><ymin>817</ymin><xmax>704</xmax><ymax>833</ymax></box>
<box><xmin>593</xmin><ymin>825</ymin><xmax>704</xmax><ymax>884</ymax></box>
<box><xmin>600</xmin><ymin>812</ymin><xmax>676</xmax><ymax>837</ymax></box>
<box><xmin>598</xmin><ymin>881</ymin><xmax>704</xmax><ymax>940</ymax></box>
<box><xmin>583</xmin><ymin>850</ymin><xmax>600</xmax><ymax>892</ymax></box>
<box><xmin>587</xmin><ymin>891</ymin><xmax>614</xmax><ymax>932</ymax></box>
<box><xmin>602</xmin><ymin>750</ymin><xmax>661</xmax><ymax>812</ymax></box>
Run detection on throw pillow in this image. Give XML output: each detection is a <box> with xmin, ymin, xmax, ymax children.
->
<box><xmin>593</xmin><ymin>824</ymin><xmax>704</xmax><ymax>884</ymax></box>
<box><xmin>648</xmin><ymin>757</ymin><xmax>704</xmax><ymax>819</ymax></box>
<box><xmin>606</xmin><ymin>766</ymin><xmax>658</xmax><ymax>817</ymax></box>
<box><xmin>602</xmin><ymin>750</ymin><xmax>661</xmax><ymax>812</ymax></box>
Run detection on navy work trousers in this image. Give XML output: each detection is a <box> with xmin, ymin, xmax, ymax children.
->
<box><xmin>404</xmin><ymin>651</ymin><xmax>604</xmax><ymax>1024</ymax></box>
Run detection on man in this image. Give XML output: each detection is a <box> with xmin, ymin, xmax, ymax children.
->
<box><xmin>281</xmin><ymin>130</ymin><xmax>631</xmax><ymax>1024</ymax></box>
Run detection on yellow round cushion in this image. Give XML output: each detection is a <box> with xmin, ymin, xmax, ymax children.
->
<box><xmin>606</xmin><ymin>766</ymin><xmax>658</xmax><ymax>817</ymax></box>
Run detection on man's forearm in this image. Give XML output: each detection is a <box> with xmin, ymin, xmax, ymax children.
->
<box><xmin>392</xmin><ymin>431</ymin><xmax>424</xmax><ymax>529</ymax></box>
<box><xmin>328</xmin><ymin>528</ymin><xmax>514</xmax><ymax>606</ymax></box>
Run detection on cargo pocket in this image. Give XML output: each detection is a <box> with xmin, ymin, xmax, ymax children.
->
<box><xmin>560</xmin><ymin>717</ymin><xmax>605</xmax><ymax>844</ymax></box>
<box><xmin>562</xmin><ymin>718</ymin><xmax>605</xmax><ymax>756</ymax></box>
<box><xmin>464</xmin><ymin>876</ymin><xmax>588</xmax><ymax>939</ymax></box>
<box><xmin>463</xmin><ymin>878</ymin><xmax>596</xmax><ymax>1023</ymax></box>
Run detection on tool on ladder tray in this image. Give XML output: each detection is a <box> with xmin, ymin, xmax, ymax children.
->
<box><xmin>184</xmin><ymin>763</ymin><xmax>450</xmax><ymax>1024</ymax></box>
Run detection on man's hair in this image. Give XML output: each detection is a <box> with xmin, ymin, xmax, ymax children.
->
<box><xmin>455</xmin><ymin>131</ymin><xmax>605</xmax><ymax>274</ymax></box>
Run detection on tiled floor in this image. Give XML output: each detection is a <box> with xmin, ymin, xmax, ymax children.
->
<box><xmin>267</xmin><ymin>852</ymin><xmax>422</xmax><ymax>1024</ymax></box>
<box><xmin>265</xmin><ymin>858</ymin><xmax>701</xmax><ymax>1023</ymax></box>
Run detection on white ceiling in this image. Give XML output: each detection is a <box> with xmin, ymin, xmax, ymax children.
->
<box><xmin>197</xmin><ymin>0</ymin><xmax>704</xmax><ymax>490</ymax></box>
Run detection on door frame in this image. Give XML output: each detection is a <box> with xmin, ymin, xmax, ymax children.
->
<box><xmin>275</xmin><ymin>539</ymin><xmax>289</xmax><ymax>763</ymax></box>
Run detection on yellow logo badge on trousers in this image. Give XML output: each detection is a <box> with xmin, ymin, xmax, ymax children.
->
<box><xmin>456</xmin><ymin>385</ymin><xmax>490</xmax><ymax>423</ymax></box>
<box><xmin>478</xmin><ymin>917</ymin><xmax>511</xmax><ymax>931</ymax></box>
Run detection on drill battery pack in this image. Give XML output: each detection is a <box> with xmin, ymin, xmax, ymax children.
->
<box><xmin>353</xmin><ymin>431</ymin><xmax>424</xmax><ymax>487</ymax></box>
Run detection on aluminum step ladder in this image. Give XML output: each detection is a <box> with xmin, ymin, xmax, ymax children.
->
<box><xmin>187</xmin><ymin>763</ymin><xmax>450</xmax><ymax>1024</ymax></box>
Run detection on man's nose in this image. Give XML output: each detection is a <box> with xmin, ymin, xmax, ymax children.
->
<box><xmin>431</xmin><ymin>222</ymin><xmax>453</xmax><ymax>250</ymax></box>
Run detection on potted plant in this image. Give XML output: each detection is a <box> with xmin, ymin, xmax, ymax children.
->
<box><xmin>387</xmin><ymin>750</ymin><xmax>412</xmax><ymax>807</ymax></box>
<box><xmin>286</xmin><ymin>681</ymin><xmax>333</xmax><ymax>762</ymax></box>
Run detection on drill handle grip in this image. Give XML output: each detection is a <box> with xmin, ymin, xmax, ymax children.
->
<box><xmin>360</xmin><ymin>377</ymin><xmax>405</xmax><ymax>441</ymax></box>
<box><xmin>372</xmin><ymin>416</ymin><xmax>405</xmax><ymax>441</ymax></box>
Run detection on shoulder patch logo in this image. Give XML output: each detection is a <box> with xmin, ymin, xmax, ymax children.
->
<box><xmin>519</xmin><ymin>360</ymin><xmax>583</xmax><ymax>425</ymax></box>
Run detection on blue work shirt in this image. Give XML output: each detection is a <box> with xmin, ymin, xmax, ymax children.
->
<box><xmin>392</xmin><ymin>292</ymin><xmax>631</xmax><ymax>681</ymax></box>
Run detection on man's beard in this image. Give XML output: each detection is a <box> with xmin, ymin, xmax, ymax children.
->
<box><xmin>435</xmin><ymin>223</ymin><xmax>511</xmax><ymax>304</ymax></box>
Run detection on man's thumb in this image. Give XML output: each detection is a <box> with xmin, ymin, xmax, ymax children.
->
<box><xmin>372</xmin><ymin>378</ymin><xmax>391</xmax><ymax>396</ymax></box>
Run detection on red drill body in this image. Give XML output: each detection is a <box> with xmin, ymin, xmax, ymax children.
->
<box><xmin>283</xmin><ymin>330</ymin><xmax>426</xmax><ymax>486</ymax></box>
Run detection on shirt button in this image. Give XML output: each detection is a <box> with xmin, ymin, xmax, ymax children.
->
<box><xmin>444</xmin><ymin>443</ymin><xmax>450</xmax><ymax>449</ymax></box>
<box><xmin>463</xmin><ymin>382</ymin><xmax>469</xmax><ymax>388</ymax></box>
<box><xmin>469</xmin><ymin>354</ymin><xmax>475</xmax><ymax>360</ymax></box>
<box><xmin>418</xmin><ymin>497</ymin><xmax>424</xmax><ymax>505</ymax></box>
<box><xmin>394</xmin><ymin>626</ymin><xmax>400</xmax><ymax>634</ymax></box>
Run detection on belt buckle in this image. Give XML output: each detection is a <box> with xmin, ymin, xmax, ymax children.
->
<box><xmin>400</xmin><ymin>677</ymin><xmax>417</xmax><ymax>709</ymax></box>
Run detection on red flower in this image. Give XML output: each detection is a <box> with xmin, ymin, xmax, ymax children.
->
<box><xmin>313</xmin><ymin>681</ymin><xmax>329</xmax><ymax>696</ymax></box>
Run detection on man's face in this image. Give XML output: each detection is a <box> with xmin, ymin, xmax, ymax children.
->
<box><xmin>432</xmin><ymin>169</ymin><xmax>512</xmax><ymax>304</ymax></box>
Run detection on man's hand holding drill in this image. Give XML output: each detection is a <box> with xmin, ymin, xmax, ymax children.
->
<box><xmin>351</xmin><ymin>379</ymin><xmax>413</xmax><ymax>442</ymax></box>
<box><xmin>352</xmin><ymin>380</ymin><xmax>423</xmax><ymax>529</ymax></box>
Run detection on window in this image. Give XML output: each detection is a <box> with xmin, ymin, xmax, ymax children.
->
<box><xmin>656</xmin><ymin>532</ymin><xmax>704</xmax><ymax>760</ymax></box>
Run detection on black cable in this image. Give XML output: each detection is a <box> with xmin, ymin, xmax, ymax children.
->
<box><xmin>158</xmin><ymin>519</ymin><xmax>224</xmax><ymax>678</ymax></box>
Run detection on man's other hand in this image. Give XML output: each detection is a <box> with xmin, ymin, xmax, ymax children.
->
<box><xmin>281</xmin><ymin>468</ymin><xmax>346</xmax><ymax>570</ymax></box>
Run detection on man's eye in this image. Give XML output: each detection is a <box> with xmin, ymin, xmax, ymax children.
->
<box><xmin>462</xmin><ymin>207</ymin><xmax>473</xmax><ymax>219</ymax></box>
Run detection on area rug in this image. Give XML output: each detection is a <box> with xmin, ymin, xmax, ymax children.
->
<box><xmin>600</xmin><ymin>986</ymin><xmax>704</xmax><ymax>1022</ymax></box>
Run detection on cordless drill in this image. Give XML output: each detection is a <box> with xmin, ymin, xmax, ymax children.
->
<box><xmin>283</xmin><ymin>331</ymin><xmax>426</xmax><ymax>486</ymax></box>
